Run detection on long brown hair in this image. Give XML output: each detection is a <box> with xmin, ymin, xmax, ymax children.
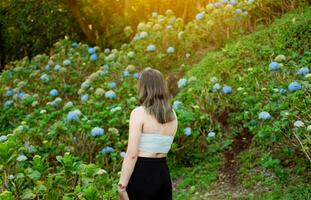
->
<box><xmin>137</xmin><ymin>67</ymin><xmax>175</xmax><ymax>124</ymax></box>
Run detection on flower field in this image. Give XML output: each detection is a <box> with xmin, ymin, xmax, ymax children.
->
<box><xmin>0</xmin><ymin>0</ymin><xmax>310</xmax><ymax>199</ymax></box>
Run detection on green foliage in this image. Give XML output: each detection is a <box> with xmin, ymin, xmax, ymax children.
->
<box><xmin>0</xmin><ymin>0</ymin><xmax>83</xmax><ymax>69</ymax></box>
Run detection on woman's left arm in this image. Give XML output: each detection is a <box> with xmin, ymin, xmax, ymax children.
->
<box><xmin>118</xmin><ymin>108</ymin><xmax>143</xmax><ymax>189</ymax></box>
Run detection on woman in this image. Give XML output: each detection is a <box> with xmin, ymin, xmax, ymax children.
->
<box><xmin>117</xmin><ymin>67</ymin><xmax>178</xmax><ymax>200</ymax></box>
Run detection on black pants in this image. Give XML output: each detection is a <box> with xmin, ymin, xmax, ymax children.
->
<box><xmin>126</xmin><ymin>156</ymin><xmax>172</xmax><ymax>200</ymax></box>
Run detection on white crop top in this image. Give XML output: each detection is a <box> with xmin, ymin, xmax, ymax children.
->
<box><xmin>138</xmin><ymin>132</ymin><xmax>175</xmax><ymax>153</ymax></box>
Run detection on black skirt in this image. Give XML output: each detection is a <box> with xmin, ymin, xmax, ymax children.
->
<box><xmin>126</xmin><ymin>156</ymin><xmax>172</xmax><ymax>200</ymax></box>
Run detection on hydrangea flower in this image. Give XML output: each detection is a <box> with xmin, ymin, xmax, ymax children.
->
<box><xmin>275</xmin><ymin>54</ymin><xmax>286</xmax><ymax>62</ymax></box>
<box><xmin>214</xmin><ymin>2</ymin><xmax>221</xmax><ymax>7</ymax></box>
<box><xmin>184</xmin><ymin>127</ymin><xmax>192</xmax><ymax>136</ymax></box>
<box><xmin>101</xmin><ymin>146</ymin><xmax>115</xmax><ymax>154</ymax></box>
<box><xmin>166</xmin><ymin>25</ymin><xmax>173</xmax><ymax>30</ymax></box>
<box><xmin>212</xmin><ymin>83</ymin><xmax>221</xmax><ymax>91</ymax></box>
<box><xmin>221</xmin><ymin>0</ymin><xmax>229</xmax><ymax>3</ymax></box>
<box><xmin>81</xmin><ymin>80</ymin><xmax>91</xmax><ymax>90</ymax></box>
<box><xmin>147</xmin><ymin>44</ymin><xmax>156</xmax><ymax>52</ymax></box>
<box><xmin>133</xmin><ymin>34</ymin><xmax>141</xmax><ymax>41</ymax></box>
<box><xmin>87</xmin><ymin>47</ymin><xmax>96</xmax><ymax>54</ymax></box>
<box><xmin>104</xmin><ymin>48</ymin><xmax>110</xmax><ymax>54</ymax></box>
<box><xmin>229</xmin><ymin>0</ymin><xmax>238</xmax><ymax>5</ymax></box>
<box><xmin>297</xmin><ymin>67</ymin><xmax>309</xmax><ymax>75</ymax></box>
<box><xmin>54</xmin><ymin>64</ymin><xmax>62</xmax><ymax>72</ymax></box>
<box><xmin>177</xmin><ymin>78</ymin><xmax>187</xmax><ymax>88</ymax></box>
<box><xmin>63</xmin><ymin>59</ymin><xmax>72</xmax><ymax>66</ymax></box>
<box><xmin>91</xmin><ymin>127</ymin><xmax>105</xmax><ymax>137</ymax></box>
<box><xmin>258</xmin><ymin>111</ymin><xmax>271</xmax><ymax>120</ymax></box>
<box><xmin>108</xmin><ymin>82</ymin><xmax>117</xmax><ymax>89</ymax></box>
<box><xmin>269</xmin><ymin>62</ymin><xmax>280</xmax><ymax>71</ymax></box>
<box><xmin>173</xmin><ymin>100</ymin><xmax>182</xmax><ymax>110</ymax></box>
<box><xmin>72</xmin><ymin>42</ymin><xmax>78</xmax><ymax>48</ymax></box>
<box><xmin>210</xmin><ymin>76</ymin><xmax>218</xmax><ymax>83</ymax></box>
<box><xmin>279</xmin><ymin>88</ymin><xmax>287</xmax><ymax>94</ymax></box>
<box><xmin>6</xmin><ymin>90</ymin><xmax>14</xmax><ymax>97</ymax></box>
<box><xmin>18</xmin><ymin>91</ymin><xmax>26</xmax><ymax>99</ymax></box>
<box><xmin>123</xmin><ymin>70</ymin><xmax>130</xmax><ymax>77</ymax></box>
<box><xmin>45</xmin><ymin>65</ymin><xmax>50</xmax><ymax>71</ymax></box>
<box><xmin>110</xmin><ymin>106</ymin><xmax>122</xmax><ymax>113</ymax></box>
<box><xmin>102</xmin><ymin>64</ymin><xmax>109</xmax><ymax>70</ymax></box>
<box><xmin>133</xmin><ymin>72</ymin><xmax>140</xmax><ymax>79</ymax></box>
<box><xmin>222</xmin><ymin>86</ymin><xmax>232</xmax><ymax>94</ymax></box>
<box><xmin>0</xmin><ymin>135</ymin><xmax>8</xmax><ymax>142</ymax></box>
<box><xmin>151</xmin><ymin>12</ymin><xmax>158</xmax><ymax>17</ymax></box>
<box><xmin>49</xmin><ymin>89</ymin><xmax>59</xmax><ymax>97</ymax></box>
<box><xmin>195</xmin><ymin>12</ymin><xmax>205</xmax><ymax>20</ymax></box>
<box><xmin>64</xmin><ymin>101</ymin><xmax>74</xmax><ymax>108</ymax></box>
<box><xmin>166</xmin><ymin>47</ymin><xmax>175</xmax><ymax>54</ymax></box>
<box><xmin>235</xmin><ymin>9</ymin><xmax>242</xmax><ymax>14</ymax></box>
<box><xmin>80</xmin><ymin>94</ymin><xmax>89</xmax><ymax>102</ymax></box>
<box><xmin>307</xmin><ymin>125</ymin><xmax>311</xmax><ymax>132</ymax></box>
<box><xmin>288</xmin><ymin>81</ymin><xmax>301</xmax><ymax>92</ymax></box>
<box><xmin>90</xmin><ymin>54</ymin><xmax>97</xmax><ymax>61</ymax></box>
<box><xmin>17</xmin><ymin>154</ymin><xmax>28</xmax><ymax>162</ymax></box>
<box><xmin>294</xmin><ymin>120</ymin><xmax>304</xmax><ymax>128</ymax></box>
<box><xmin>40</xmin><ymin>74</ymin><xmax>49</xmax><ymax>82</ymax></box>
<box><xmin>247</xmin><ymin>0</ymin><xmax>255</xmax><ymax>4</ymax></box>
<box><xmin>105</xmin><ymin>90</ymin><xmax>117</xmax><ymax>99</ymax></box>
<box><xmin>139</xmin><ymin>31</ymin><xmax>148</xmax><ymax>38</ymax></box>
<box><xmin>120</xmin><ymin>151</ymin><xmax>126</xmax><ymax>158</ymax></box>
<box><xmin>127</xmin><ymin>51</ymin><xmax>135</xmax><ymax>58</ymax></box>
<box><xmin>208</xmin><ymin>131</ymin><xmax>216</xmax><ymax>138</ymax></box>
<box><xmin>67</xmin><ymin>109</ymin><xmax>82</xmax><ymax>122</ymax></box>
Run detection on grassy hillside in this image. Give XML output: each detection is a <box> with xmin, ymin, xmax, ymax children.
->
<box><xmin>172</xmin><ymin>5</ymin><xmax>311</xmax><ymax>200</ymax></box>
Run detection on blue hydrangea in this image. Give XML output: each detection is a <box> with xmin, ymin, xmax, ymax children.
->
<box><xmin>91</xmin><ymin>127</ymin><xmax>105</xmax><ymax>137</ymax></box>
<box><xmin>18</xmin><ymin>91</ymin><xmax>26</xmax><ymax>99</ymax></box>
<box><xmin>235</xmin><ymin>9</ymin><xmax>242</xmax><ymax>14</ymax></box>
<box><xmin>45</xmin><ymin>65</ymin><xmax>50</xmax><ymax>71</ymax></box>
<box><xmin>177</xmin><ymin>78</ymin><xmax>187</xmax><ymax>88</ymax></box>
<box><xmin>4</xmin><ymin>100</ymin><xmax>13</xmax><ymax>108</ymax></box>
<box><xmin>258</xmin><ymin>111</ymin><xmax>271</xmax><ymax>120</ymax></box>
<box><xmin>87</xmin><ymin>47</ymin><xmax>96</xmax><ymax>54</ymax></box>
<box><xmin>6</xmin><ymin>90</ymin><xmax>14</xmax><ymax>97</ymax></box>
<box><xmin>64</xmin><ymin>101</ymin><xmax>74</xmax><ymax>108</ymax></box>
<box><xmin>166</xmin><ymin>47</ymin><xmax>175</xmax><ymax>54</ymax></box>
<box><xmin>100</xmin><ymin>70</ymin><xmax>108</xmax><ymax>76</ymax></box>
<box><xmin>297</xmin><ymin>67</ymin><xmax>309</xmax><ymax>75</ymax></box>
<box><xmin>101</xmin><ymin>146</ymin><xmax>115</xmax><ymax>154</ymax></box>
<box><xmin>72</xmin><ymin>42</ymin><xmax>78</xmax><ymax>48</ymax></box>
<box><xmin>195</xmin><ymin>12</ymin><xmax>205</xmax><ymax>20</ymax></box>
<box><xmin>90</xmin><ymin>54</ymin><xmax>97</xmax><ymax>61</ymax></box>
<box><xmin>208</xmin><ymin>131</ymin><xmax>216</xmax><ymax>138</ymax></box>
<box><xmin>67</xmin><ymin>109</ymin><xmax>82</xmax><ymax>122</ymax></box>
<box><xmin>229</xmin><ymin>0</ymin><xmax>238</xmax><ymax>5</ymax></box>
<box><xmin>222</xmin><ymin>86</ymin><xmax>232</xmax><ymax>94</ymax></box>
<box><xmin>247</xmin><ymin>0</ymin><xmax>255</xmax><ymax>4</ymax></box>
<box><xmin>54</xmin><ymin>64</ymin><xmax>61</xmax><ymax>72</ymax></box>
<box><xmin>63</xmin><ymin>59</ymin><xmax>72</xmax><ymax>66</ymax></box>
<box><xmin>269</xmin><ymin>62</ymin><xmax>280</xmax><ymax>71</ymax></box>
<box><xmin>120</xmin><ymin>151</ymin><xmax>126</xmax><ymax>158</ymax></box>
<box><xmin>80</xmin><ymin>94</ymin><xmax>89</xmax><ymax>102</ymax></box>
<box><xmin>0</xmin><ymin>135</ymin><xmax>8</xmax><ymax>142</ymax></box>
<box><xmin>40</xmin><ymin>74</ymin><xmax>49</xmax><ymax>82</ymax></box>
<box><xmin>133</xmin><ymin>34</ymin><xmax>141</xmax><ymax>41</ymax></box>
<box><xmin>288</xmin><ymin>81</ymin><xmax>302</xmax><ymax>92</ymax></box>
<box><xmin>184</xmin><ymin>127</ymin><xmax>192</xmax><ymax>136</ymax></box>
<box><xmin>105</xmin><ymin>90</ymin><xmax>116</xmax><ymax>99</ymax></box>
<box><xmin>7</xmin><ymin>71</ymin><xmax>13</xmax><ymax>77</ymax></box>
<box><xmin>140</xmin><ymin>31</ymin><xmax>148</xmax><ymax>38</ymax></box>
<box><xmin>133</xmin><ymin>72</ymin><xmax>140</xmax><ymax>79</ymax></box>
<box><xmin>108</xmin><ymin>82</ymin><xmax>117</xmax><ymax>89</ymax></box>
<box><xmin>173</xmin><ymin>100</ymin><xmax>182</xmax><ymax>110</ymax></box>
<box><xmin>123</xmin><ymin>70</ymin><xmax>130</xmax><ymax>77</ymax></box>
<box><xmin>102</xmin><ymin>64</ymin><xmax>109</xmax><ymax>70</ymax></box>
<box><xmin>147</xmin><ymin>44</ymin><xmax>156</xmax><ymax>52</ymax></box>
<box><xmin>212</xmin><ymin>83</ymin><xmax>221</xmax><ymax>92</ymax></box>
<box><xmin>16</xmin><ymin>154</ymin><xmax>28</xmax><ymax>162</ymax></box>
<box><xmin>50</xmin><ymin>89</ymin><xmax>59</xmax><ymax>97</ymax></box>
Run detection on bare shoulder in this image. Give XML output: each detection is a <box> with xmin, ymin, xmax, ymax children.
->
<box><xmin>130</xmin><ymin>106</ymin><xmax>145</xmax><ymax>118</ymax></box>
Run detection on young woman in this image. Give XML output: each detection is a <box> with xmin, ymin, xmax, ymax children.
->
<box><xmin>117</xmin><ymin>67</ymin><xmax>178</xmax><ymax>200</ymax></box>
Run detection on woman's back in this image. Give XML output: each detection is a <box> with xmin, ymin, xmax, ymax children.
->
<box><xmin>137</xmin><ymin>105</ymin><xmax>178</xmax><ymax>158</ymax></box>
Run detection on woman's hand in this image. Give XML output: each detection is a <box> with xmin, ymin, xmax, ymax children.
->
<box><xmin>118</xmin><ymin>184</ymin><xmax>129</xmax><ymax>200</ymax></box>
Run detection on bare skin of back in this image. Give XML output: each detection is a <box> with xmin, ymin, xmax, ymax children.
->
<box><xmin>137</xmin><ymin>105</ymin><xmax>178</xmax><ymax>158</ymax></box>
